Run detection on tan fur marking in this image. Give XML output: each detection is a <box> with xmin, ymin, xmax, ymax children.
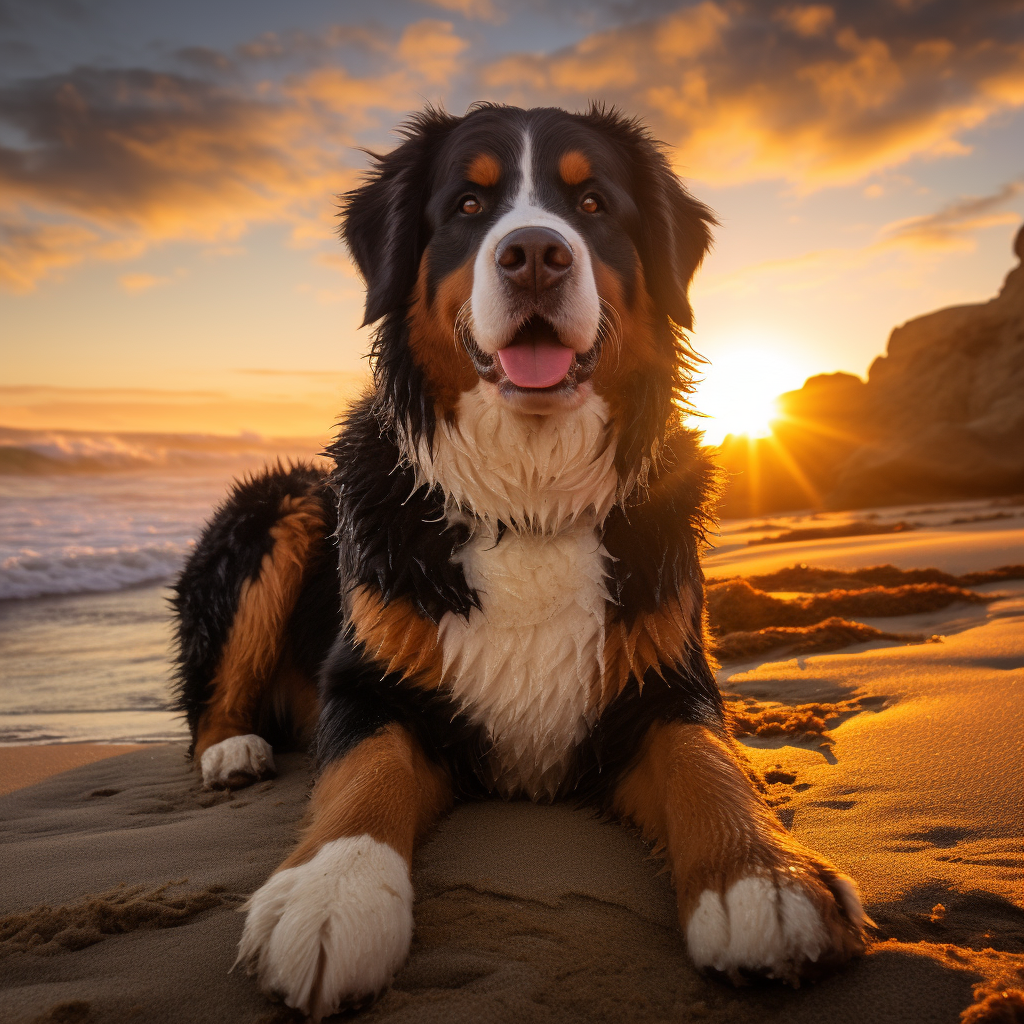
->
<box><xmin>281</xmin><ymin>724</ymin><xmax>452</xmax><ymax>869</ymax></box>
<box><xmin>559</xmin><ymin>150</ymin><xmax>591</xmax><ymax>186</ymax></box>
<box><xmin>599</xmin><ymin>593</ymin><xmax>700</xmax><ymax>710</ymax></box>
<box><xmin>407</xmin><ymin>256</ymin><xmax>478</xmax><ymax>416</ymax></box>
<box><xmin>349</xmin><ymin>586</ymin><xmax>444</xmax><ymax>689</ymax></box>
<box><xmin>590</xmin><ymin>259</ymin><xmax>666</xmax><ymax>434</ymax></box>
<box><xmin>194</xmin><ymin>495</ymin><xmax>325</xmax><ymax>759</ymax></box>
<box><xmin>466</xmin><ymin>151</ymin><xmax>501</xmax><ymax>187</ymax></box>
<box><xmin>612</xmin><ymin>721</ymin><xmax>867</xmax><ymax>962</ymax></box>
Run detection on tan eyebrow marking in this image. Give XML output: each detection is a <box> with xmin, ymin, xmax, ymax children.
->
<box><xmin>559</xmin><ymin>150</ymin><xmax>592</xmax><ymax>186</ymax></box>
<box><xmin>466</xmin><ymin>152</ymin><xmax>501</xmax><ymax>188</ymax></box>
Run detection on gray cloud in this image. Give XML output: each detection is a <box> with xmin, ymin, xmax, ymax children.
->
<box><xmin>478</xmin><ymin>0</ymin><xmax>1024</xmax><ymax>186</ymax></box>
<box><xmin>883</xmin><ymin>179</ymin><xmax>1024</xmax><ymax>248</ymax></box>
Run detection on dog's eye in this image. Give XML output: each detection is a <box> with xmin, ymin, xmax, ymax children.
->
<box><xmin>459</xmin><ymin>195</ymin><xmax>482</xmax><ymax>215</ymax></box>
<box><xmin>580</xmin><ymin>194</ymin><xmax>601</xmax><ymax>214</ymax></box>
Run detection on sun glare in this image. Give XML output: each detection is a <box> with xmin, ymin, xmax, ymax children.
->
<box><xmin>692</xmin><ymin>345</ymin><xmax>807</xmax><ymax>446</ymax></box>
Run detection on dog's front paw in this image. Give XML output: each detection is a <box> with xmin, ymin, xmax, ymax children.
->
<box><xmin>236</xmin><ymin>835</ymin><xmax>413</xmax><ymax>1021</ymax></box>
<box><xmin>685</xmin><ymin>855</ymin><xmax>870</xmax><ymax>984</ymax></box>
<box><xmin>200</xmin><ymin>734</ymin><xmax>275</xmax><ymax>789</ymax></box>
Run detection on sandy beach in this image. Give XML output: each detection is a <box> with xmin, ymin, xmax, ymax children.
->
<box><xmin>1</xmin><ymin>504</ymin><xmax>1021</xmax><ymax>1024</ymax></box>
<box><xmin>0</xmin><ymin>743</ymin><xmax>150</xmax><ymax>797</ymax></box>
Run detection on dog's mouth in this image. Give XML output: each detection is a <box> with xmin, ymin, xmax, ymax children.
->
<box><xmin>462</xmin><ymin>317</ymin><xmax>601</xmax><ymax>405</ymax></box>
<box><xmin>497</xmin><ymin>319</ymin><xmax>574</xmax><ymax>389</ymax></box>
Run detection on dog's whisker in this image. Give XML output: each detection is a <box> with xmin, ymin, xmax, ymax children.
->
<box><xmin>598</xmin><ymin>298</ymin><xmax>623</xmax><ymax>371</ymax></box>
<box><xmin>453</xmin><ymin>300</ymin><xmax>474</xmax><ymax>353</ymax></box>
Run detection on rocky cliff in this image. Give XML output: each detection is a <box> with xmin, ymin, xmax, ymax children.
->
<box><xmin>717</xmin><ymin>224</ymin><xmax>1024</xmax><ymax>515</ymax></box>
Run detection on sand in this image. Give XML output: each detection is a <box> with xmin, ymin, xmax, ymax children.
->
<box><xmin>0</xmin><ymin>744</ymin><xmax>150</xmax><ymax>797</ymax></box>
<box><xmin>1</xmin><ymin>505</ymin><xmax>1022</xmax><ymax>1024</ymax></box>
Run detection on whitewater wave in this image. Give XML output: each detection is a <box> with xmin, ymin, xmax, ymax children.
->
<box><xmin>0</xmin><ymin>426</ymin><xmax>325</xmax><ymax>475</ymax></box>
<box><xmin>0</xmin><ymin>541</ymin><xmax>194</xmax><ymax>601</ymax></box>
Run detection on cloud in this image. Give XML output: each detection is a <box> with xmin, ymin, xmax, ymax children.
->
<box><xmin>881</xmin><ymin>179</ymin><xmax>1024</xmax><ymax>250</ymax></box>
<box><xmin>0</xmin><ymin>378</ymin><xmax>368</xmax><ymax>436</ymax></box>
<box><xmin>773</xmin><ymin>5</ymin><xmax>836</xmax><ymax>38</ymax></box>
<box><xmin>0</xmin><ymin>20</ymin><xmax>469</xmax><ymax>291</ymax></box>
<box><xmin>4</xmin><ymin>2</ymin><xmax>1024</xmax><ymax>293</ymax></box>
<box><xmin>0</xmin><ymin>220</ymin><xmax>97</xmax><ymax>291</ymax></box>
<box><xmin>697</xmin><ymin>180</ymin><xmax>1024</xmax><ymax>299</ymax></box>
<box><xmin>412</xmin><ymin>0</ymin><xmax>505</xmax><ymax>24</ymax></box>
<box><xmin>397</xmin><ymin>20</ymin><xmax>469</xmax><ymax>84</ymax></box>
<box><xmin>119</xmin><ymin>272</ymin><xmax>170</xmax><ymax>292</ymax></box>
<box><xmin>479</xmin><ymin>1</ymin><xmax>1024</xmax><ymax>188</ymax></box>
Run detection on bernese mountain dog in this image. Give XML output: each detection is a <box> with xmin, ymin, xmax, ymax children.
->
<box><xmin>172</xmin><ymin>103</ymin><xmax>869</xmax><ymax>1021</ymax></box>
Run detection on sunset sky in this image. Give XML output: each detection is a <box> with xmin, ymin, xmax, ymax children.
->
<box><xmin>1</xmin><ymin>0</ymin><xmax>1023</xmax><ymax>443</ymax></box>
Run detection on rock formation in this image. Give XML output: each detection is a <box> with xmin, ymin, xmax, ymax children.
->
<box><xmin>717</xmin><ymin>224</ymin><xmax>1024</xmax><ymax>515</ymax></box>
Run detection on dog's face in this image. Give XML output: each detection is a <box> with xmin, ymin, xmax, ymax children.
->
<box><xmin>344</xmin><ymin>105</ymin><xmax>714</xmax><ymax>469</ymax></box>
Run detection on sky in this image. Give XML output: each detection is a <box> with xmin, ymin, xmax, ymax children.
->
<box><xmin>1</xmin><ymin>0</ymin><xmax>1023</xmax><ymax>443</ymax></box>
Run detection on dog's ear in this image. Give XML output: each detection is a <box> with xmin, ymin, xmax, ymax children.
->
<box><xmin>583</xmin><ymin>107</ymin><xmax>715</xmax><ymax>331</ymax></box>
<box><xmin>342</xmin><ymin>108</ymin><xmax>458</xmax><ymax>327</ymax></box>
<box><xmin>633</xmin><ymin>146</ymin><xmax>715</xmax><ymax>332</ymax></box>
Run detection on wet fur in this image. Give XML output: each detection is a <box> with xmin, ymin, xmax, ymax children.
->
<box><xmin>173</xmin><ymin>103</ymin><xmax>868</xmax><ymax>1019</ymax></box>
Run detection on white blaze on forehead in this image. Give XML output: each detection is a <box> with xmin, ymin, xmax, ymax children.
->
<box><xmin>470</xmin><ymin>127</ymin><xmax>601</xmax><ymax>355</ymax></box>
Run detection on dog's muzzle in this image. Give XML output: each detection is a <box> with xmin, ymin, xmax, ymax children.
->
<box><xmin>462</xmin><ymin>226</ymin><xmax>602</xmax><ymax>402</ymax></box>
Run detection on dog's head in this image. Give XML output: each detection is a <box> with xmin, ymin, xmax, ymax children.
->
<box><xmin>343</xmin><ymin>104</ymin><xmax>714</xmax><ymax>479</ymax></box>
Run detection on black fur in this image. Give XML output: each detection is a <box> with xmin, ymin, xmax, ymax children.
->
<box><xmin>576</xmin><ymin>106</ymin><xmax>715</xmax><ymax>334</ymax></box>
<box><xmin>315</xmin><ymin>630</ymin><xmax>488</xmax><ymax>797</ymax></box>
<box><xmin>325</xmin><ymin>394</ymin><xmax>479</xmax><ymax>624</ymax></box>
<box><xmin>343</xmin><ymin>108</ymin><xmax>459</xmax><ymax>328</ymax></box>
<box><xmin>171</xmin><ymin>462</ymin><xmax>337</xmax><ymax>745</ymax></box>
<box><xmin>341</xmin><ymin>103</ymin><xmax>715</xmax><ymax>472</ymax></box>
<box><xmin>574</xmin><ymin>657</ymin><xmax>724</xmax><ymax>805</ymax></box>
<box><xmin>342</xmin><ymin>109</ymin><xmax>462</xmax><ymax>453</ymax></box>
<box><xmin>604</xmin><ymin>418</ymin><xmax>719</xmax><ymax>621</ymax></box>
<box><xmin>178</xmin><ymin>103</ymin><xmax>722</xmax><ymax>805</ymax></box>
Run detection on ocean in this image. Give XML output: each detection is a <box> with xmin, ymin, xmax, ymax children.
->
<box><xmin>0</xmin><ymin>427</ymin><xmax>324</xmax><ymax>745</ymax></box>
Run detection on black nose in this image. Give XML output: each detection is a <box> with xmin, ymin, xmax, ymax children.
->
<box><xmin>495</xmin><ymin>227</ymin><xmax>573</xmax><ymax>294</ymax></box>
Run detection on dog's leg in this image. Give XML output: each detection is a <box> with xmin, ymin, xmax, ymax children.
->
<box><xmin>237</xmin><ymin>721</ymin><xmax>452</xmax><ymax>1020</ymax></box>
<box><xmin>612</xmin><ymin>721</ymin><xmax>870</xmax><ymax>982</ymax></box>
<box><xmin>192</xmin><ymin>496</ymin><xmax>317</xmax><ymax>787</ymax></box>
<box><xmin>174</xmin><ymin>473</ymin><xmax>331</xmax><ymax>789</ymax></box>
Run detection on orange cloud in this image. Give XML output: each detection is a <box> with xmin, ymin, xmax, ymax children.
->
<box><xmin>0</xmin><ymin>221</ymin><xmax>98</xmax><ymax>292</ymax></box>
<box><xmin>413</xmin><ymin>0</ymin><xmax>504</xmax><ymax>25</ymax></box>
<box><xmin>3</xmin><ymin>3</ymin><xmax>1023</xmax><ymax>295</ymax></box>
<box><xmin>0</xmin><ymin>378</ymin><xmax>368</xmax><ymax>437</ymax></box>
<box><xmin>0</xmin><ymin>19</ymin><xmax>469</xmax><ymax>291</ymax></box>
<box><xmin>773</xmin><ymin>5</ymin><xmax>836</xmax><ymax>38</ymax></box>
<box><xmin>479</xmin><ymin>3</ymin><xmax>1024</xmax><ymax>189</ymax></box>
<box><xmin>119</xmin><ymin>272</ymin><xmax>169</xmax><ymax>293</ymax></box>
<box><xmin>880</xmin><ymin>180</ymin><xmax>1024</xmax><ymax>251</ymax></box>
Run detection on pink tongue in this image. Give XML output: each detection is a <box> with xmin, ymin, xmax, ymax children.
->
<box><xmin>497</xmin><ymin>340</ymin><xmax>574</xmax><ymax>389</ymax></box>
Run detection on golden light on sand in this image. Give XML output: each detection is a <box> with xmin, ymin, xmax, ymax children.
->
<box><xmin>695</xmin><ymin>344</ymin><xmax>807</xmax><ymax>446</ymax></box>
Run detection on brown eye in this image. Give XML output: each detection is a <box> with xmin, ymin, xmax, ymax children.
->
<box><xmin>580</xmin><ymin>194</ymin><xmax>601</xmax><ymax>213</ymax></box>
<box><xmin>460</xmin><ymin>195</ymin><xmax>482</xmax><ymax>215</ymax></box>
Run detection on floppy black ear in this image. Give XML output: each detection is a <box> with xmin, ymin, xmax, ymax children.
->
<box><xmin>633</xmin><ymin>145</ymin><xmax>715</xmax><ymax>332</ymax></box>
<box><xmin>581</xmin><ymin>107</ymin><xmax>715</xmax><ymax>331</ymax></box>
<box><xmin>341</xmin><ymin>108</ymin><xmax>459</xmax><ymax>327</ymax></box>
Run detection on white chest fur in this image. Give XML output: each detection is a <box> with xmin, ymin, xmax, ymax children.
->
<box><xmin>437</xmin><ymin>522</ymin><xmax>610</xmax><ymax>800</ymax></box>
<box><xmin>406</xmin><ymin>382</ymin><xmax>619</xmax><ymax>533</ymax></box>
<box><xmin>405</xmin><ymin>382</ymin><xmax>619</xmax><ymax>799</ymax></box>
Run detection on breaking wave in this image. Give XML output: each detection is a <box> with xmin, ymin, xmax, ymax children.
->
<box><xmin>0</xmin><ymin>425</ymin><xmax>322</xmax><ymax>475</ymax></box>
<box><xmin>0</xmin><ymin>541</ymin><xmax>193</xmax><ymax>601</ymax></box>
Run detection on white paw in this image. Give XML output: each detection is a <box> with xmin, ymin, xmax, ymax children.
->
<box><xmin>237</xmin><ymin>835</ymin><xmax>413</xmax><ymax>1020</ymax></box>
<box><xmin>686</xmin><ymin>873</ymin><xmax>867</xmax><ymax>982</ymax></box>
<box><xmin>200</xmin><ymin>734</ymin><xmax>275</xmax><ymax>789</ymax></box>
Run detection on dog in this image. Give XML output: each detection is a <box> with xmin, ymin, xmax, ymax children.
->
<box><xmin>172</xmin><ymin>103</ymin><xmax>870</xmax><ymax>1021</ymax></box>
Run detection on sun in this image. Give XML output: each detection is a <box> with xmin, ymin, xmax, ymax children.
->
<box><xmin>692</xmin><ymin>344</ymin><xmax>807</xmax><ymax>446</ymax></box>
